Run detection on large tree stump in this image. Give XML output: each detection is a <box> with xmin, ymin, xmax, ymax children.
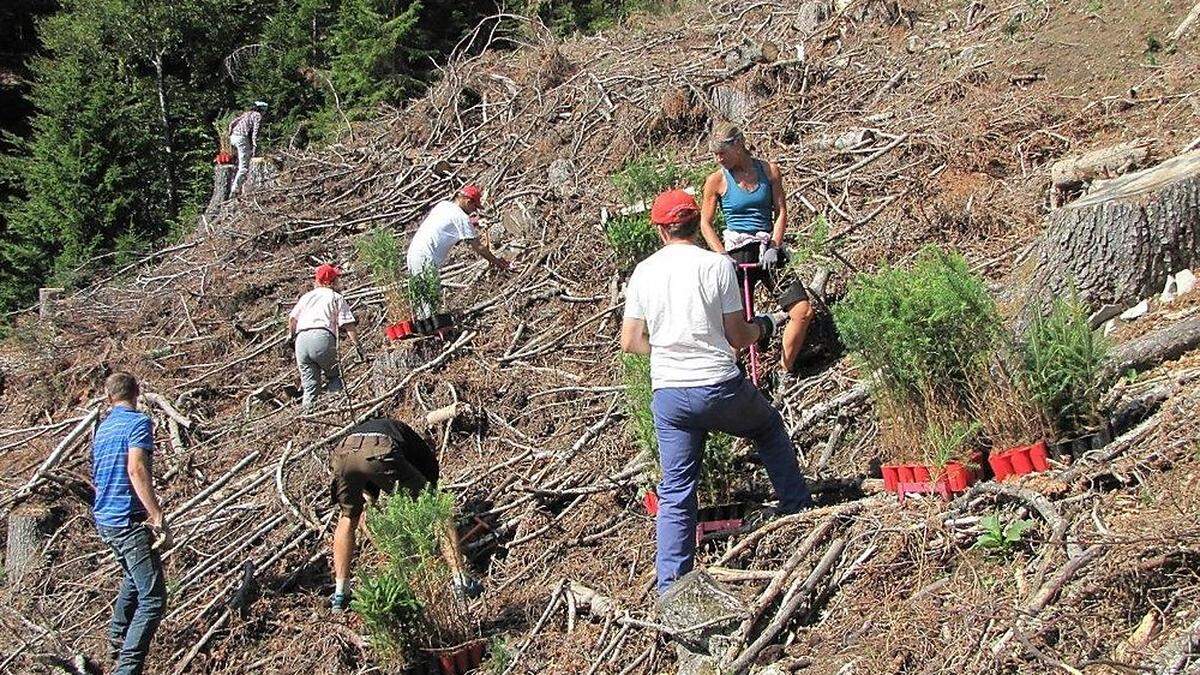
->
<box><xmin>1016</xmin><ymin>151</ymin><xmax>1200</xmax><ymax>314</ymax></box>
<box><xmin>5</xmin><ymin>502</ymin><xmax>52</xmax><ymax>595</ymax></box>
<box><xmin>205</xmin><ymin>164</ymin><xmax>236</xmax><ymax>215</ymax></box>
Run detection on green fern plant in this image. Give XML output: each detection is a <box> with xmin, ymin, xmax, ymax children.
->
<box><xmin>924</xmin><ymin>420</ymin><xmax>981</xmax><ymax>469</ymax></box>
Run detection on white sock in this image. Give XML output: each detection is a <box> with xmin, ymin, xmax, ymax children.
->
<box><xmin>335</xmin><ymin>578</ymin><xmax>347</xmax><ymax>595</ymax></box>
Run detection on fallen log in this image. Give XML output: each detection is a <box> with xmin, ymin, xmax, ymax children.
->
<box><xmin>1107</xmin><ymin>315</ymin><xmax>1200</xmax><ymax>377</ymax></box>
<box><xmin>1050</xmin><ymin>140</ymin><xmax>1154</xmax><ymax>198</ymax></box>
<box><xmin>1014</xmin><ymin>151</ymin><xmax>1200</xmax><ymax>313</ymax></box>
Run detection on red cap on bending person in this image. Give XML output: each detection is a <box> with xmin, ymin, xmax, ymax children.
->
<box><xmin>314</xmin><ymin>264</ymin><xmax>341</xmax><ymax>285</ymax></box>
<box><xmin>459</xmin><ymin>185</ymin><xmax>483</xmax><ymax>205</ymax></box>
<box><xmin>650</xmin><ymin>189</ymin><xmax>700</xmax><ymax>226</ymax></box>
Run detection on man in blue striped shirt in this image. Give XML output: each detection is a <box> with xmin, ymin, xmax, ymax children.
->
<box><xmin>92</xmin><ymin>372</ymin><xmax>170</xmax><ymax>675</ymax></box>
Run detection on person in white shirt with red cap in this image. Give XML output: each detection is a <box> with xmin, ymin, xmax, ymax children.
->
<box><xmin>405</xmin><ymin>185</ymin><xmax>515</xmax><ymax>317</ymax></box>
<box><xmin>289</xmin><ymin>264</ymin><xmax>364</xmax><ymax>410</ymax></box>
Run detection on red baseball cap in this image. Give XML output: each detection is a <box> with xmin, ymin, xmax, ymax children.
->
<box><xmin>459</xmin><ymin>185</ymin><xmax>483</xmax><ymax>204</ymax></box>
<box><xmin>314</xmin><ymin>264</ymin><xmax>341</xmax><ymax>285</ymax></box>
<box><xmin>650</xmin><ymin>189</ymin><xmax>700</xmax><ymax>226</ymax></box>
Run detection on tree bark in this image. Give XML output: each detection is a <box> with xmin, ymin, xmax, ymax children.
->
<box><xmin>206</xmin><ymin>165</ymin><xmax>236</xmax><ymax>216</ymax></box>
<box><xmin>1106</xmin><ymin>315</ymin><xmax>1200</xmax><ymax>376</ymax></box>
<box><xmin>1015</xmin><ymin>151</ymin><xmax>1200</xmax><ymax>314</ymax></box>
<box><xmin>6</xmin><ymin>503</ymin><xmax>50</xmax><ymax>595</ymax></box>
<box><xmin>153</xmin><ymin>50</ymin><xmax>179</xmax><ymax>218</ymax></box>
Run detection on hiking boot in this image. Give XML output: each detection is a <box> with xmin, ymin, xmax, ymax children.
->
<box><xmin>330</xmin><ymin>591</ymin><xmax>352</xmax><ymax>613</ymax></box>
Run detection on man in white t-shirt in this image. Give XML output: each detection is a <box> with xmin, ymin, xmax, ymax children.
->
<box><xmin>288</xmin><ymin>264</ymin><xmax>364</xmax><ymax>410</ymax></box>
<box><xmin>620</xmin><ymin>189</ymin><xmax>813</xmax><ymax>595</ymax></box>
<box><xmin>405</xmin><ymin>185</ymin><xmax>515</xmax><ymax>317</ymax></box>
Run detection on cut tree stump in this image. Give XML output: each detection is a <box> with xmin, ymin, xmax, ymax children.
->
<box><xmin>5</xmin><ymin>502</ymin><xmax>52</xmax><ymax>595</ymax></box>
<box><xmin>658</xmin><ymin>570</ymin><xmax>748</xmax><ymax>655</ymax></box>
<box><xmin>1015</xmin><ymin>151</ymin><xmax>1200</xmax><ymax>314</ymax></box>
<box><xmin>205</xmin><ymin>164</ymin><xmax>236</xmax><ymax>215</ymax></box>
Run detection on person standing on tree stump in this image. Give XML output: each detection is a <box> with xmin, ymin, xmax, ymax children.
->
<box><xmin>288</xmin><ymin>264</ymin><xmax>365</xmax><ymax>410</ymax></box>
<box><xmin>327</xmin><ymin>416</ymin><xmax>481</xmax><ymax>612</ymax></box>
<box><xmin>91</xmin><ymin>372</ymin><xmax>170</xmax><ymax>675</ymax></box>
<box><xmin>620</xmin><ymin>189</ymin><xmax>814</xmax><ymax>594</ymax></box>
<box><xmin>405</xmin><ymin>185</ymin><xmax>516</xmax><ymax>318</ymax></box>
<box><xmin>227</xmin><ymin>101</ymin><xmax>267</xmax><ymax>198</ymax></box>
<box><xmin>699</xmin><ymin>121</ymin><xmax>815</xmax><ymax>376</ymax></box>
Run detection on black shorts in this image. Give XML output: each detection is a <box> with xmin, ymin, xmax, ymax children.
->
<box><xmin>727</xmin><ymin>244</ymin><xmax>810</xmax><ymax>311</ymax></box>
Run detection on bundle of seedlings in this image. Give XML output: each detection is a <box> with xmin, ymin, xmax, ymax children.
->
<box><xmin>1017</xmin><ymin>294</ymin><xmax>1114</xmax><ymax>454</ymax></box>
<box><xmin>353</xmin><ymin>488</ymin><xmax>480</xmax><ymax>669</ymax></box>
<box><xmin>833</xmin><ymin>245</ymin><xmax>1007</xmax><ymax>487</ymax></box>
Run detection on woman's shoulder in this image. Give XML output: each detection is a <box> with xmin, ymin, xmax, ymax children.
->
<box><xmin>703</xmin><ymin>169</ymin><xmax>725</xmax><ymax>193</ymax></box>
<box><xmin>756</xmin><ymin>157</ymin><xmax>781</xmax><ymax>177</ymax></box>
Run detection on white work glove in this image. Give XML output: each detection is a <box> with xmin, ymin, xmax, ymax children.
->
<box><xmin>760</xmin><ymin>246</ymin><xmax>781</xmax><ymax>271</ymax></box>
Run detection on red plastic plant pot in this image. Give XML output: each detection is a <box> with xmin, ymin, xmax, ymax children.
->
<box><xmin>943</xmin><ymin>463</ymin><xmax>973</xmax><ymax>492</ymax></box>
<box><xmin>430</xmin><ymin>638</ymin><xmax>486</xmax><ymax>675</ymax></box>
<box><xmin>695</xmin><ymin>518</ymin><xmax>745</xmax><ymax>544</ymax></box>
<box><xmin>215</xmin><ymin>151</ymin><xmax>234</xmax><ymax>165</ymax></box>
<box><xmin>988</xmin><ymin>451</ymin><xmax>1014</xmax><ymax>481</ymax></box>
<box><xmin>881</xmin><ymin>466</ymin><xmax>899</xmax><ymax>492</ymax></box>
<box><xmin>1028</xmin><ymin>440</ymin><xmax>1050</xmax><ymax>472</ymax></box>
<box><xmin>385</xmin><ymin>321</ymin><xmax>414</xmax><ymax>341</ymax></box>
<box><xmin>897</xmin><ymin>465</ymin><xmax>916</xmax><ymax>484</ymax></box>
<box><xmin>1009</xmin><ymin>448</ymin><xmax>1034</xmax><ymax>474</ymax></box>
<box><xmin>643</xmin><ymin>491</ymin><xmax>659</xmax><ymax>516</ymax></box>
<box><xmin>912</xmin><ymin>465</ymin><xmax>931</xmax><ymax>482</ymax></box>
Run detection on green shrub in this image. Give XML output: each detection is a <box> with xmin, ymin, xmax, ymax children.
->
<box><xmin>605</xmin><ymin>214</ymin><xmax>661</xmax><ymax>268</ymax></box>
<box><xmin>788</xmin><ymin>213</ymin><xmax>832</xmax><ymax>266</ymax></box>
<box><xmin>356</xmin><ymin>227</ymin><xmax>404</xmax><ymax>287</ymax></box>
<box><xmin>833</xmin><ymin>245</ymin><xmax>1001</xmax><ymax>409</ymax></box>
<box><xmin>620</xmin><ymin>354</ymin><xmax>657</xmax><ymax>458</ymax></box>
<box><xmin>612</xmin><ymin>153</ymin><xmax>703</xmax><ymax>204</ymax></box>
<box><xmin>1019</xmin><ymin>295</ymin><xmax>1110</xmax><ymax>436</ymax></box>
<box><xmin>366</xmin><ymin>488</ymin><xmax>456</xmax><ymax>574</ymax></box>
<box><xmin>358</xmin><ymin>488</ymin><xmax>472</xmax><ymax>659</ymax></box>
<box><xmin>406</xmin><ymin>264</ymin><xmax>443</xmax><ymax>316</ymax></box>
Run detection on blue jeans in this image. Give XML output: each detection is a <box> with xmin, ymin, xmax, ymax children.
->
<box><xmin>651</xmin><ymin>375</ymin><xmax>812</xmax><ymax>594</ymax></box>
<box><xmin>98</xmin><ymin>523</ymin><xmax>167</xmax><ymax>675</ymax></box>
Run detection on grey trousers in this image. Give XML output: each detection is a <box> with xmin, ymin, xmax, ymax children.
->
<box><xmin>295</xmin><ymin>329</ymin><xmax>342</xmax><ymax>409</ymax></box>
<box><xmin>230</xmin><ymin>134</ymin><xmax>252</xmax><ymax>195</ymax></box>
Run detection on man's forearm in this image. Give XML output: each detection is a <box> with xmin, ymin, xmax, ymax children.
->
<box><xmin>129</xmin><ymin>462</ymin><xmax>164</xmax><ymax>524</ymax></box>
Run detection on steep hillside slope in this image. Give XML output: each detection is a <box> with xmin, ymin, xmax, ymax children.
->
<box><xmin>3</xmin><ymin>1</ymin><xmax>1200</xmax><ymax>673</ymax></box>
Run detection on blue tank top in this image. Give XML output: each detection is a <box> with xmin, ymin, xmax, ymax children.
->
<box><xmin>719</xmin><ymin>160</ymin><xmax>773</xmax><ymax>234</ymax></box>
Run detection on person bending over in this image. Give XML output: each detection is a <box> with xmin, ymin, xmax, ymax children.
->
<box><xmin>328</xmin><ymin>416</ymin><xmax>480</xmax><ymax>611</ymax></box>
